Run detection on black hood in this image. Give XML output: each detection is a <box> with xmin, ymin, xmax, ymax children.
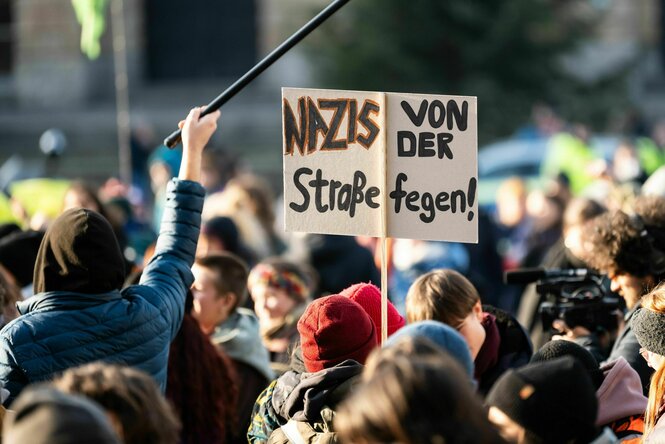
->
<box><xmin>33</xmin><ymin>208</ymin><xmax>125</xmax><ymax>294</ymax></box>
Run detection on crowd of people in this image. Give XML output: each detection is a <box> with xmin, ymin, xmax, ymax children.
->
<box><xmin>2</xmin><ymin>107</ymin><xmax>665</xmax><ymax>443</ymax></box>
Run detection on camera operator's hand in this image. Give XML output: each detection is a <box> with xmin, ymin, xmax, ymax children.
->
<box><xmin>551</xmin><ymin>320</ymin><xmax>592</xmax><ymax>341</ymax></box>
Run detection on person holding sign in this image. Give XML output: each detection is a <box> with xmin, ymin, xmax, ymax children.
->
<box><xmin>0</xmin><ymin>107</ymin><xmax>220</xmax><ymax>405</ymax></box>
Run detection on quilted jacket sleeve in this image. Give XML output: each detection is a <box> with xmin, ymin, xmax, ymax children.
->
<box><xmin>139</xmin><ymin>179</ymin><xmax>205</xmax><ymax>339</ymax></box>
<box><xmin>0</xmin><ymin>334</ymin><xmax>29</xmax><ymax>406</ymax></box>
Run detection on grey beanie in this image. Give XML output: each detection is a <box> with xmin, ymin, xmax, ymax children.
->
<box><xmin>632</xmin><ymin>307</ymin><xmax>665</xmax><ymax>355</ymax></box>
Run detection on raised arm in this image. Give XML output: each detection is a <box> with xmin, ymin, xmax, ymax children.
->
<box><xmin>138</xmin><ymin>108</ymin><xmax>221</xmax><ymax>338</ymax></box>
<box><xmin>179</xmin><ymin>107</ymin><xmax>221</xmax><ymax>182</ymax></box>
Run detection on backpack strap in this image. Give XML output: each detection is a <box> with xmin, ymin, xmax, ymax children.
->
<box><xmin>280</xmin><ymin>420</ymin><xmax>308</xmax><ymax>444</ymax></box>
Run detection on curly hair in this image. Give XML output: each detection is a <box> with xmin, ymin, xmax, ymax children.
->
<box><xmin>583</xmin><ymin>196</ymin><xmax>665</xmax><ymax>279</ymax></box>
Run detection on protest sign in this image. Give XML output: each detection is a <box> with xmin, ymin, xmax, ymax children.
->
<box><xmin>282</xmin><ymin>87</ymin><xmax>477</xmax><ymax>243</ymax></box>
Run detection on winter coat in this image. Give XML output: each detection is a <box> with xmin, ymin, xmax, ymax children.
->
<box><xmin>477</xmin><ymin>305</ymin><xmax>533</xmax><ymax>395</ymax></box>
<box><xmin>607</xmin><ymin>303</ymin><xmax>654</xmax><ymax>394</ymax></box>
<box><xmin>0</xmin><ymin>179</ymin><xmax>204</xmax><ymax>405</ymax></box>
<box><xmin>212</xmin><ymin>308</ymin><xmax>273</xmax><ymax>382</ymax></box>
<box><xmin>247</xmin><ymin>360</ymin><xmax>362</xmax><ymax>443</ymax></box>
<box><xmin>211</xmin><ymin>307</ymin><xmax>273</xmax><ymax>435</ymax></box>
<box><xmin>596</xmin><ymin>357</ymin><xmax>646</xmax><ymax>442</ymax></box>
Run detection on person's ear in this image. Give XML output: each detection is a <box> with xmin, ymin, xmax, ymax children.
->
<box><xmin>473</xmin><ymin>300</ymin><xmax>483</xmax><ymax>321</ymax></box>
<box><xmin>220</xmin><ymin>292</ymin><xmax>237</xmax><ymax>311</ymax></box>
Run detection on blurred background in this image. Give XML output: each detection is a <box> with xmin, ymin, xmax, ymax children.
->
<box><xmin>0</xmin><ymin>0</ymin><xmax>662</xmax><ymax>183</ymax></box>
<box><xmin>0</xmin><ymin>0</ymin><xmax>664</xmax><ymax>299</ymax></box>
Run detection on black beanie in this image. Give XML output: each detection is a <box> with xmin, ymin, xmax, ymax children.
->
<box><xmin>531</xmin><ymin>340</ymin><xmax>604</xmax><ymax>390</ymax></box>
<box><xmin>0</xmin><ymin>223</ymin><xmax>21</xmax><ymax>240</ymax></box>
<box><xmin>632</xmin><ymin>308</ymin><xmax>665</xmax><ymax>355</ymax></box>
<box><xmin>487</xmin><ymin>356</ymin><xmax>598</xmax><ymax>444</ymax></box>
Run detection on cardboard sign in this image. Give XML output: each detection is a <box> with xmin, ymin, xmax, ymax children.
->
<box><xmin>282</xmin><ymin>87</ymin><xmax>477</xmax><ymax>243</ymax></box>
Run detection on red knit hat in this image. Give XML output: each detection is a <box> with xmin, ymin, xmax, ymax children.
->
<box><xmin>298</xmin><ymin>295</ymin><xmax>378</xmax><ymax>373</ymax></box>
<box><xmin>340</xmin><ymin>283</ymin><xmax>405</xmax><ymax>343</ymax></box>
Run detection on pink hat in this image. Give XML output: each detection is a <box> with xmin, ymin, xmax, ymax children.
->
<box><xmin>340</xmin><ymin>283</ymin><xmax>405</xmax><ymax>343</ymax></box>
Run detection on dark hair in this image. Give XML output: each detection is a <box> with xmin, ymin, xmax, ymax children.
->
<box><xmin>584</xmin><ymin>196</ymin><xmax>665</xmax><ymax>279</ymax></box>
<box><xmin>335</xmin><ymin>339</ymin><xmax>504</xmax><ymax>444</ymax></box>
<box><xmin>195</xmin><ymin>253</ymin><xmax>249</xmax><ymax>310</ymax></box>
<box><xmin>53</xmin><ymin>363</ymin><xmax>180</xmax><ymax>444</ymax></box>
<box><xmin>201</xmin><ymin>146</ymin><xmax>238</xmax><ymax>190</ymax></box>
<box><xmin>0</xmin><ymin>265</ymin><xmax>21</xmax><ymax>327</ymax></box>
<box><xmin>166</xmin><ymin>291</ymin><xmax>239</xmax><ymax>443</ymax></box>
<box><xmin>406</xmin><ymin>269</ymin><xmax>480</xmax><ymax>325</ymax></box>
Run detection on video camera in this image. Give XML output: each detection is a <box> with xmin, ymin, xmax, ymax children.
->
<box><xmin>505</xmin><ymin>268</ymin><xmax>622</xmax><ymax>333</ymax></box>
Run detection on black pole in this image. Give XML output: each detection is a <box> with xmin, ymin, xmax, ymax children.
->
<box><xmin>164</xmin><ymin>0</ymin><xmax>351</xmax><ymax>148</ymax></box>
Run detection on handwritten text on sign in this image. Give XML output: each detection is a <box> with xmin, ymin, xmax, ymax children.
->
<box><xmin>282</xmin><ymin>88</ymin><xmax>477</xmax><ymax>243</ymax></box>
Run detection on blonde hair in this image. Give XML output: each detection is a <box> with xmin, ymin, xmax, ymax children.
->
<box><xmin>406</xmin><ymin>269</ymin><xmax>479</xmax><ymax>325</ymax></box>
<box><xmin>641</xmin><ymin>284</ymin><xmax>665</xmax><ymax>437</ymax></box>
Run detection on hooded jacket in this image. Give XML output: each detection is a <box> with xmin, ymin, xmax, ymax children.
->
<box><xmin>0</xmin><ymin>179</ymin><xmax>204</xmax><ymax>405</ymax></box>
<box><xmin>247</xmin><ymin>360</ymin><xmax>362</xmax><ymax>443</ymax></box>
<box><xmin>211</xmin><ymin>307</ymin><xmax>273</xmax><ymax>382</ymax></box>
<box><xmin>596</xmin><ymin>357</ymin><xmax>646</xmax><ymax>442</ymax></box>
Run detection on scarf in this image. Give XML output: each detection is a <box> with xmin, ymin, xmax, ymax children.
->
<box><xmin>474</xmin><ymin>312</ymin><xmax>501</xmax><ymax>380</ymax></box>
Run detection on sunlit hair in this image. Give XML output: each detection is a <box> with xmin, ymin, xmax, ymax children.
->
<box><xmin>53</xmin><ymin>363</ymin><xmax>180</xmax><ymax>444</ymax></box>
<box><xmin>406</xmin><ymin>269</ymin><xmax>479</xmax><ymax>325</ymax></box>
<box><xmin>562</xmin><ymin>197</ymin><xmax>605</xmax><ymax>232</ymax></box>
<box><xmin>641</xmin><ymin>284</ymin><xmax>665</xmax><ymax>437</ymax></box>
<box><xmin>335</xmin><ymin>337</ymin><xmax>503</xmax><ymax>444</ymax></box>
<box><xmin>583</xmin><ymin>195</ymin><xmax>665</xmax><ymax>279</ymax></box>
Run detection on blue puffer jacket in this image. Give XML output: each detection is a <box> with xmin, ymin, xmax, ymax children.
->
<box><xmin>0</xmin><ymin>179</ymin><xmax>204</xmax><ymax>405</ymax></box>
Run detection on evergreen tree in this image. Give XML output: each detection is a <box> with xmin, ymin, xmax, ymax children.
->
<box><xmin>307</xmin><ymin>0</ymin><xmax>626</xmax><ymax>143</ymax></box>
